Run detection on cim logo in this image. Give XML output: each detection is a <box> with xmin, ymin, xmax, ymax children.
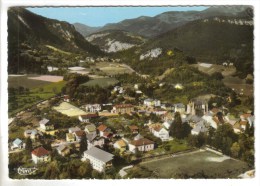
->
<box><xmin>17</xmin><ymin>166</ymin><xmax>38</xmax><ymax>175</ymax></box>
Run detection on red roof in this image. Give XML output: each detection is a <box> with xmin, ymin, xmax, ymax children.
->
<box><xmin>241</xmin><ymin>113</ymin><xmax>252</xmax><ymax>119</ymax></box>
<box><xmin>130</xmin><ymin>138</ymin><xmax>154</xmax><ymax>146</ymax></box>
<box><xmin>31</xmin><ymin>147</ymin><xmax>49</xmax><ymax>157</ymax></box>
<box><xmin>114</xmin><ymin>104</ymin><xmax>133</xmax><ymax>108</ymax></box>
<box><xmin>74</xmin><ymin>130</ymin><xmax>85</xmax><ymax>137</ymax></box>
<box><xmin>97</xmin><ymin>124</ymin><xmax>108</xmax><ymax>132</ymax></box>
<box><xmin>211</xmin><ymin>108</ymin><xmax>219</xmax><ymax>114</ymax></box>
<box><xmin>80</xmin><ymin>114</ymin><xmax>98</xmax><ymax>119</ymax></box>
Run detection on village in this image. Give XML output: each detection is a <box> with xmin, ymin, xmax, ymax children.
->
<box><xmin>8</xmin><ymin>78</ymin><xmax>255</xmax><ymax>178</ymax></box>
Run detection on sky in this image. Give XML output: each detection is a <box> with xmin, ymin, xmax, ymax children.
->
<box><xmin>27</xmin><ymin>6</ymin><xmax>208</xmax><ymax>27</ymax></box>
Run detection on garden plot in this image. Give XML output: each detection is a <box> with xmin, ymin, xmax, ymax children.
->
<box><xmin>53</xmin><ymin>102</ymin><xmax>87</xmax><ymax>117</ymax></box>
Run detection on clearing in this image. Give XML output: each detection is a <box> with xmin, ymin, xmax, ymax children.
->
<box><xmin>95</xmin><ymin>62</ymin><xmax>133</xmax><ymax>75</ymax></box>
<box><xmin>53</xmin><ymin>102</ymin><xmax>87</xmax><ymax>117</ymax></box>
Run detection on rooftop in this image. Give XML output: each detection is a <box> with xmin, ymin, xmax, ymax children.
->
<box><xmin>84</xmin><ymin>147</ymin><xmax>114</xmax><ymax>163</ymax></box>
<box><xmin>31</xmin><ymin>146</ymin><xmax>49</xmax><ymax>157</ymax></box>
<box><xmin>130</xmin><ymin>138</ymin><xmax>154</xmax><ymax>146</ymax></box>
<box><xmin>39</xmin><ymin>118</ymin><xmax>49</xmax><ymax>125</ymax></box>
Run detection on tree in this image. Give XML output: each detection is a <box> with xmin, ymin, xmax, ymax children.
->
<box><xmin>169</xmin><ymin>112</ymin><xmax>182</xmax><ymax>139</ymax></box>
<box><xmin>25</xmin><ymin>137</ymin><xmax>32</xmax><ymax>153</ymax></box>
<box><xmin>77</xmin><ymin>161</ymin><xmax>93</xmax><ymax>178</ymax></box>
<box><xmin>79</xmin><ymin>134</ymin><xmax>88</xmax><ymax>154</ymax></box>
<box><xmin>230</xmin><ymin>142</ymin><xmax>241</xmax><ymax>158</ymax></box>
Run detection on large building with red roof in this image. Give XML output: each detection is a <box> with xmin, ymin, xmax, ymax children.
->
<box><xmin>31</xmin><ymin>146</ymin><xmax>50</xmax><ymax>164</ymax></box>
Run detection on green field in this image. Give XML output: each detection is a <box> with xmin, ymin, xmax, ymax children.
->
<box><xmin>8</xmin><ymin>75</ymin><xmax>51</xmax><ymax>89</ymax></box>
<box><xmin>139</xmin><ymin>150</ymin><xmax>250</xmax><ymax>178</ymax></box>
<box><xmin>9</xmin><ymin>80</ymin><xmax>66</xmax><ymax>116</ymax></box>
<box><xmin>81</xmin><ymin>77</ymin><xmax>119</xmax><ymax>88</ymax></box>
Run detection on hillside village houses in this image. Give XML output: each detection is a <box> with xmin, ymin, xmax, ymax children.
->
<box><xmin>78</xmin><ymin>113</ymin><xmax>99</xmax><ymax>123</ymax></box>
<box><xmin>144</xmin><ymin>98</ymin><xmax>161</xmax><ymax>107</ymax></box>
<box><xmin>31</xmin><ymin>146</ymin><xmax>51</xmax><ymax>164</ymax></box>
<box><xmin>111</xmin><ymin>104</ymin><xmax>134</xmax><ymax>114</ymax></box>
<box><xmin>83</xmin><ymin>147</ymin><xmax>114</xmax><ymax>172</ymax></box>
<box><xmin>128</xmin><ymin>134</ymin><xmax>155</xmax><ymax>153</ymax></box>
<box><xmin>85</xmin><ymin>104</ymin><xmax>101</xmax><ymax>113</ymax></box>
<box><xmin>86</xmin><ymin>133</ymin><xmax>105</xmax><ymax>150</ymax></box>
<box><xmin>39</xmin><ymin>118</ymin><xmax>54</xmax><ymax>131</ymax></box>
<box><xmin>11</xmin><ymin>138</ymin><xmax>25</xmax><ymax>150</ymax></box>
<box><xmin>148</xmin><ymin>123</ymin><xmax>170</xmax><ymax>141</ymax></box>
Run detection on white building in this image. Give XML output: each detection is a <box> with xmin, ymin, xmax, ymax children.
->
<box><xmin>128</xmin><ymin>135</ymin><xmax>155</xmax><ymax>153</ymax></box>
<box><xmin>85</xmin><ymin>104</ymin><xmax>101</xmax><ymax>113</ymax></box>
<box><xmin>144</xmin><ymin>99</ymin><xmax>161</xmax><ymax>107</ymax></box>
<box><xmin>83</xmin><ymin>147</ymin><xmax>114</xmax><ymax>172</ymax></box>
<box><xmin>11</xmin><ymin>138</ymin><xmax>25</xmax><ymax>150</ymax></box>
<box><xmin>31</xmin><ymin>147</ymin><xmax>50</xmax><ymax>164</ymax></box>
<box><xmin>39</xmin><ymin>118</ymin><xmax>54</xmax><ymax>131</ymax></box>
<box><xmin>148</xmin><ymin>123</ymin><xmax>170</xmax><ymax>141</ymax></box>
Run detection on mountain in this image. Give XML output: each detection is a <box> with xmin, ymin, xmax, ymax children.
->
<box><xmin>8</xmin><ymin>7</ymin><xmax>103</xmax><ymax>73</ymax></box>
<box><xmin>120</xmin><ymin>17</ymin><xmax>253</xmax><ymax>77</ymax></box>
<box><xmin>96</xmin><ymin>6</ymin><xmax>252</xmax><ymax>38</ymax></box>
<box><xmin>85</xmin><ymin>30</ymin><xmax>146</xmax><ymax>53</ymax></box>
<box><xmin>73</xmin><ymin>23</ymin><xmax>100</xmax><ymax>37</ymax></box>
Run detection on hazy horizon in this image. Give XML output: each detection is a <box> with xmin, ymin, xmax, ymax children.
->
<box><xmin>26</xmin><ymin>6</ymin><xmax>208</xmax><ymax>27</ymax></box>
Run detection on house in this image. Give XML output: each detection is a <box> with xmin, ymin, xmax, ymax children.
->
<box><xmin>85</xmin><ymin>124</ymin><xmax>97</xmax><ymax>135</ymax></box>
<box><xmin>175</xmin><ymin>83</ymin><xmax>184</xmax><ymax>90</ymax></box>
<box><xmin>240</xmin><ymin>113</ymin><xmax>254</xmax><ymax>127</ymax></box>
<box><xmin>97</xmin><ymin>124</ymin><xmax>109</xmax><ymax>136</ymax></box>
<box><xmin>31</xmin><ymin>146</ymin><xmax>50</xmax><ymax>164</ymax></box>
<box><xmin>85</xmin><ymin>104</ymin><xmax>101</xmax><ymax>113</ymax></box>
<box><xmin>128</xmin><ymin>125</ymin><xmax>139</xmax><ymax>134</ymax></box>
<box><xmin>39</xmin><ymin>118</ymin><xmax>54</xmax><ymax>131</ymax></box>
<box><xmin>66</xmin><ymin>133</ymin><xmax>75</xmax><ymax>142</ymax></box>
<box><xmin>148</xmin><ymin>123</ymin><xmax>169</xmax><ymax>141</ymax></box>
<box><xmin>56</xmin><ymin>145</ymin><xmax>70</xmax><ymax>156</ymax></box>
<box><xmin>68</xmin><ymin>127</ymin><xmax>81</xmax><ymax>133</ymax></box>
<box><xmin>11</xmin><ymin>138</ymin><xmax>25</xmax><ymax>150</ymax></box>
<box><xmin>111</xmin><ymin>104</ymin><xmax>134</xmax><ymax>114</ymax></box>
<box><xmin>153</xmin><ymin>108</ymin><xmax>167</xmax><ymax>116</ymax></box>
<box><xmin>202</xmin><ymin>114</ymin><xmax>218</xmax><ymax>129</ymax></box>
<box><xmin>74</xmin><ymin>130</ymin><xmax>86</xmax><ymax>142</ymax></box>
<box><xmin>64</xmin><ymin>95</ymin><xmax>70</xmax><ymax>102</ymax></box>
<box><xmin>173</xmin><ymin>103</ymin><xmax>186</xmax><ymax>114</ymax></box>
<box><xmin>103</xmin><ymin>132</ymin><xmax>113</xmax><ymax>139</ymax></box>
<box><xmin>24</xmin><ymin>129</ymin><xmax>39</xmax><ymax>140</ymax></box>
<box><xmin>191</xmin><ymin>120</ymin><xmax>208</xmax><ymax>135</ymax></box>
<box><xmin>83</xmin><ymin>147</ymin><xmax>114</xmax><ymax>172</ymax></box>
<box><xmin>87</xmin><ymin>133</ymin><xmax>105</xmax><ymax>150</ymax></box>
<box><xmin>144</xmin><ymin>99</ymin><xmax>161</xmax><ymax>107</ymax></box>
<box><xmin>128</xmin><ymin>137</ymin><xmax>155</xmax><ymax>153</ymax></box>
<box><xmin>113</xmin><ymin>139</ymin><xmax>127</xmax><ymax>152</ymax></box>
<box><xmin>163</xmin><ymin>120</ymin><xmax>173</xmax><ymax>130</ymax></box>
<box><xmin>79</xmin><ymin>114</ymin><xmax>99</xmax><ymax>123</ymax></box>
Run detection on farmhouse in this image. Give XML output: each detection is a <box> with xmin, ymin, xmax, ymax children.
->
<box><xmin>63</xmin><ymin>95</ymin><xmax>70</xmax><ymax>102</ymax></box>
<box><xmin>83</xmin><ymin>147</ymin><xmax>114</xmax><ymax>172</ymax></box>
<box><xmin>31</xmin><ymin>146</ymin><xmax>50</xmax><ymax>164</ymax></box>
<box><xmin>74</xmin><ymin>130</ymin><xmax>86</xmax><ymax>142</ymax></box>
<box><xmin>111</xmin><ymin>104</ymin><xmax>134</xmax><ymax>114</ymax></box>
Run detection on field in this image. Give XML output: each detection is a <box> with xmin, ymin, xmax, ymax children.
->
<box><xmin>140</xmin><ymin>150</ymin><xmax>250</xmax><ymax>178</ymax></box>
<box><xmin>8</xmin><ymin>75</ymin><xmax>51</xmax><ymax>88</ymax></box>
<box><xmin>81</xmin><ymin>77</ymin><xmax>119</xmax><ymax>88</ymax></box>
<box><xmin>223</xmin><ymin>76</ymin><xmax>253</xmax><ymax>96</ymax></box>
<box><xmin>28</xmin><ymin>75</ymin><xmax>63</xmax><ymax>82</ymax></box>
<box><xmin>95</xmin><ymin>62</ymin><xmax>133</xmax><ymax>75</ymax></box>
<box><xmin>53</xmin><ymin>102</ymin><xmax>87</xmax><ymax>117</ymax></box>
<box><xmin>9</xmin><ymin>78</ymin><xmax>66</xmax><ymax>116</ymax></box>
